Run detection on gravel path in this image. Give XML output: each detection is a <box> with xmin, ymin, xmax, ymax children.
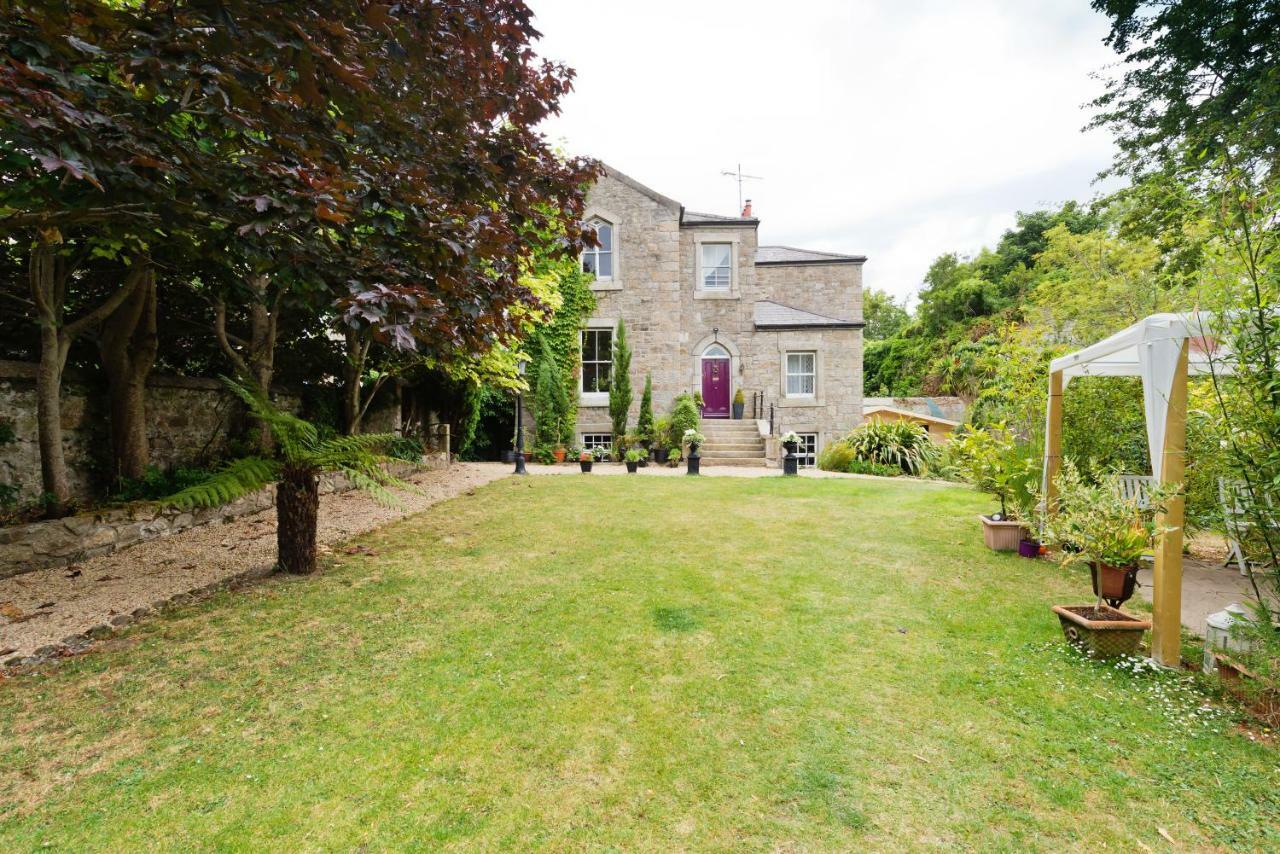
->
<box><xmin>0</xmin><ymin>463</ymin><xmax>507</xmax><ymax>666</ymax></box>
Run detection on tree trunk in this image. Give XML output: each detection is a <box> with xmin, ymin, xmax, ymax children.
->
<box><xmin>341</xmin><ymin>326</ymin><xmax>389</xmax><ymax>435</ymax></box>
<box><xmin>35</xmin><ymin>321</ymin><xmax>71</xmax><ymax>516</ymax></box>
<box><xmin>276</xmin><ymin>466</ymin><xmax>319</xmax><ymax>574</ymax></box>
<box><xmin>98</xmin><ymin>261</ymin><xmax>157</xmax><ymax>483</ymax></box>
<box><xmin>214</xmin><ymin>274</ymin><xmax>281</xmax><ymax>453</ymax></box>
<box><xmin>27</xmin><ymin>233</ymin><xmax>149</xmax><ymax>516</ymax></box>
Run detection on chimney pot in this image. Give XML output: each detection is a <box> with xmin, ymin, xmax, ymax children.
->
<box><xmin>742</xmin><ymin>199</ymin><xmax>753</xmax><ymax>218</ymax></box>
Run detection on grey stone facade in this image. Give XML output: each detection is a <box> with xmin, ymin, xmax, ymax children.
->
<box><xmin>573</xmin><ymin>166</ymin><xmax>865</xmax><ymax>458</ymax></box>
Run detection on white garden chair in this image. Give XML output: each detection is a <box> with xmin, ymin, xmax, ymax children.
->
<box><xmin>1117</xmin><ymin>474</ymin><xmax>1156</xmax><ymax>511</ymax></box>
<box><xmin>1219</xmin><ymin>478</ymin><xmax>1278</xmax><ymax>576</ymax></box>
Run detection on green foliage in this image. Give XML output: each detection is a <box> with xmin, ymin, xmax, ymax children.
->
<box><xmin>1090</xmin><ymin>0</ymin><xmax>1280</xmax><ymax>180</ymax></box>
<box><xmin>609</xmin><ymin>319</ymin><xmax>632</xmax><ymax>440</ymax></box>
<box><xmin>636</xmin><ymin>374</ymin><xmax>655</xmax><ymax>444</ymax></box>
<box><xmin>840</xmin><ymin>419</ymin><xmax>938</xmax><ymax>477</ymax></box>
<box><xmin>624</xmin><ymin>448</ymin><xmax>646</xmax><ymax>464</ymax></box>
<box><xmin>668</xmin><ymin>393</ymin><xmax>701</xmax><ymax>447</ymax></box>
<box><xmin>590</xmin><ymin>445</ymin><xmax>610</xmax><ymax>463</ymax></box>
<box><xmin>527</xmin><ymin>263</ymin><xmax>595</xmax><ymax>446</ymax></box>
<box><xmin>533</xmin><ymin>338</ymin><xmax>570</xmax><ymax>448</ymax></box>
<box><xmin>949</xmin><ymin>424</ymin><xmax>1039</xmax><ymax>519</ymax></box>
<box><xmin>732</xmin><ymin>387</ymin><xmax>745</xmax><ymax>405</ymax></box>
<box><xmin>816</xmin><ymin>441</ymin><xmax>856</xmax><ymax>473</ymax></box>
<box><xmin>533</xmin><ymin>444</ymin><xmax>558</xmax><ymax>465</ymax></box>
<box><xmin>166</xmin><ymin>377</ymin><xmax>407</xmax><ymax>511</ymax></box>
<box><xmin>862</xmin><ymin>288</ymin><xmax>910</xmax><ymax>341</ymax></box>
<box><xmin>109</xmin><ymin>465</ymin><xmax>216</xmax><ymax>504</ymax></box>
<box><xmin>386</xmin><ymin>436</ymin><xmax>425</xmax><ymax>463</ymax></box>
<box><xmin>1043</xmin><ymin>460</ymin><xmax>1177</xmax><ymax>572</ymax></box>
<box><xmin>845</xmin><ymin>459</ymin><xmax>902</xmax><ymax>477</ymax></box>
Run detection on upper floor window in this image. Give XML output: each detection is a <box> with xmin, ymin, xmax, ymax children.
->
<box><xmin>582</xmin><ymin>218</ymin><xmax>613</xmax><ymax>279</ymax></box>
<box><xmin>785</xmin><ymin>351</ymin><xmax>816</xmax><ymax>397</ymax></box>
<box><xmin>700</xmin><ymin>243</ymin><xmax>732</xmax><ymax>290</ymax></box>
<box><xmin>581</xmin><ymin>328</ymin><xmax>613</xmax><ymax>393</ymax></box>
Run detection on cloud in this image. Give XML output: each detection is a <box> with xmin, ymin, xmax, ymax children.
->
<box><xmin>531</xmin><ymin>0</ymin><xmax>1122</xmax><ymax>301</ymax></box>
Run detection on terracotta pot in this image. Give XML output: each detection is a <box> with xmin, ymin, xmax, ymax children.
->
<box><xmin>1052</xmin><ymin>604</ymin><xmax>1151</xmax><ymax>658</ymax></box>
<box><xmin>1090</xmin><ymin>562</ymin><xmax>1139</xmax><ymax>606</ymax></box>
<box><xmin>553</xmin><ymin>448</ymin><xmax>566</xmax><ymax>463</ymax></box>
<box><xmin>979</xmin><ymin>515</ymin><xmax>1027</xmax><ymax>551</ymax></box>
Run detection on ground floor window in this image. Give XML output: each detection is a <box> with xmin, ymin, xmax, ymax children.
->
<box><xmin>795</xmin><ymin>433</ymin><xmax>818</xmax><ymax>468</ymax></box>
<box><xmin>582</xmin><ymin>433</ymin><xmax>612</xmax><ymax>451</ymax></box>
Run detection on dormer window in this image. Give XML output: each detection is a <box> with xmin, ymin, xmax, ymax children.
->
<box><xmin>582</xmin><ymin>217</ymin><xmax>613</xmax><ymax>280</ymax></box>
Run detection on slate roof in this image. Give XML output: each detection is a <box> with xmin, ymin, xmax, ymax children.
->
<box><xmin>682</xmin><ymin>210</ymin><xmax>758</xmax><ymax>226</ymax></box>
<box><xmin>753</xmin><ymin>300</ymin><xmax>862</xmax><ymax>329</ymax></box>
<box><xmin>755</xmin><ymin>245</ymin><xmax>867</xmax><ymax>265</ymax></box>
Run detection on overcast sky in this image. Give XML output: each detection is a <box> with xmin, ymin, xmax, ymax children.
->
<box><xmin>529</xmin><ymin>0</ymin><xmax>1125</xmax><ymax>305</ymax></box>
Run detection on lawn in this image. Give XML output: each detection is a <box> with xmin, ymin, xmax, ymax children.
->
<box><xmin>1</xmin><ymin>475</ymin><xmax>1276</xmax><ymax>850</ymax></box>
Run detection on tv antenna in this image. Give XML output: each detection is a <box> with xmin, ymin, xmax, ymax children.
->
<box><xmin>721</xmin><ymin>163</ymin><xmax>763</xmax><ymax>213</ymax></box>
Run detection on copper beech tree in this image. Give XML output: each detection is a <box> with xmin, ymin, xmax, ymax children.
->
<box><xmin>0</xmin><ymin>0</ymin><xmax>598</xmax><ymax>514</ymax></box>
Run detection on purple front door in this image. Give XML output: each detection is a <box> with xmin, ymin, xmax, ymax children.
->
<box><xmin>701</xmin><ymin>358</ymin><xmax>731</xmax><ymax>418</ymax></box>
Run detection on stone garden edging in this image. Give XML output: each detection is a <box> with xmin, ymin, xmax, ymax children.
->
<box><xmin>0</xmin><ymin>457</ymin><xmax>443</xmax><ymax>580</ymax></box>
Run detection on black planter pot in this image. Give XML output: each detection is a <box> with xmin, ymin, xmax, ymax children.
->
<box><xmin>625</xmin><ymin>461</ymin><xmax>639</xmax><ymax>473</ymax></box>
<box><xmin>732</xmin><ymin>402</ymin><xmax>744</xmax><ymax>419</ymax></box>
<box><xmin>687</xmin><ymin>444</ymin><xmax>701</xmax><ymax>475</ymax></box>
<box><xmin>653</xmin><ymin>447</ymin><xmax>670</xmax><ymax>464</ymax></box>
<box><xmin>782</xmin><ymin>441</ymin><xmax>799</xmax><ymax>477</ymax></box>
<box><xmin>580</xmin><ymin>460</ymin><xmax>593</xmax><ymax>473</ymax></box>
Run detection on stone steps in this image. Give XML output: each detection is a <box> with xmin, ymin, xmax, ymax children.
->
<box><xmin>698</xmin><ymin>420</ymin><xmax>767</xmax><ymax>466</ymax></box>
<box><xmin>700</xmin><ymin>455</ymin><xmax>767</xmax><ymax>467</ymax></box>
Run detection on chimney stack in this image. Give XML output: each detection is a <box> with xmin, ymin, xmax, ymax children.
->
<box><xmin>741</xmin><ymin>199</ymin><xmax>753</xmax><ymax>218</ymax></box>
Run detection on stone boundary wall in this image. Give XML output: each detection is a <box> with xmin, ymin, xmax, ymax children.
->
<box><xmin>0</xmin><ymin>360</ymin><xmax>402</xmax><ymax>505</ymax></box>
<box><xmin>0</xmin><ymin>457</ymin><xmax>444</xmax><ymax>579</ymax></box>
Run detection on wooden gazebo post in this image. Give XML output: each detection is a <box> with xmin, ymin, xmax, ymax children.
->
<box><xmin>1150</xmin><ymin>339</ymin><xmax>1190</xmax><ymax>667</ymax></box>
<box><xmin>1043</xmin><ymin>370</ymin><xmax>1064</xmax><ymax>511</ymax></box>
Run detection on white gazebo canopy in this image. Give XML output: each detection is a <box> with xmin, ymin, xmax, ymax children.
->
<box><xmin>1047</xmin><ymin>312</ymin><xmax>1230</xmax><ymax>480</ymax></box>
<box><xmin>1043</xmin><ymin>311</ymin><xmax>1231</xmax><ymax>668</ymax></box>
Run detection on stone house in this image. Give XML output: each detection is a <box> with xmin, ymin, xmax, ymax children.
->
<box><xmin>573</xmin><ymin>165</ymin><xmax>866</xmax><ymax>466</ymax></box>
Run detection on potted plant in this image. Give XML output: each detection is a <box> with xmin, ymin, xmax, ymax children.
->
<box><xmin>667</xmin><ymin>443</ymin><xmax>682</xmax><ymax>467</ymax></box>
<box><xmin>684</xmin><ymin>428</ymin><xmax>705</xmax><ymax>475</ymax></box>
<box><xmin>732</xmin><ymin>388</ymin><xmax>745</xmax><ymax>420</ymax></box>
<box><xmin>652</xmin><ymin>417</ymin><xmax>670</xmax><ymax>461</ymax></box>
<box><xmin>624</xmin><ymin>448</ymin><xmax>646</xmax><ymax>473</ymax></box>
<box><xmin>591</xmin><ymin>445</ymin><xmax>610</xmax><ymax>465</ymax></box>
<box><xmin>950</xmin><ymin>424</ymin><xmax>1039</xmax><ymax>551</ymax></box>
<box><xmin>578</xmin><ymin>450</ymin><xmax>593</xmax><ymax>473</ymax></box>
<box><xmin>552</xmin><ymin>445</ymin><xmax>567</xmax><ymax>464</ymax></box>
<box><xmin>780</xmin><ymin>430</ymin><xmax>801</xmax><ymax>476</ymax></box>
<box><xmin>1043</xmin><ymin>460</ymin><xmax>1175</xmax><ymax>657</ymax></box>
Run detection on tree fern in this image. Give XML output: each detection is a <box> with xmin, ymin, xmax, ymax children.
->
<box><xmin>162</xmin><ymin>377</ymin><xmax>418</xmax><ymax>574</ymax></box>
<box><xmin>166</xmin><ymin>457</ymin><xmax>280</xmax><ymax>510</ymax></box>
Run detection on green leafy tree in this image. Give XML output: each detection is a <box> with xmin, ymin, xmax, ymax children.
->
<box><xmin>608</xmin><ymin>319</ymin><xmax>632</xmax><ymax>448</ymax></box>
<box><xmin>166</xmin><ymin>378</ymin><xmax>406</xmax><ymax>575</ymax></box>
<box><xmin>863</xmin><ymin>289</ymin><xmax>910</xmax><ymax>340</ymax></box>
<box><xmin>636</xmin><ymin>374</ymin><xmax>655</xmax><ymax>445</ymax></box>
<box><xmin>1090</xmin><ymin>0</ymin><xmax>1280</xmax><ymax>180</ymax></box>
